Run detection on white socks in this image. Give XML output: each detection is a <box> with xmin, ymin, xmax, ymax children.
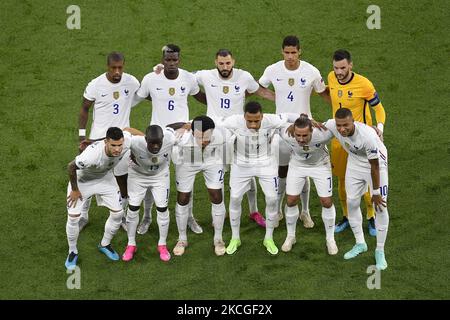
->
<box><xmin>285</xmin><ymin>205</ymin><xmax>299</xmax><ymax>237</ymax></box>
<box><xmin>229</xmin><ymin>195</ymin><xmax>243</xmax><ymax>240</ymax></box>
<box><xmin>126</xmin><ymin>207</ymin><xmax>139</xmax><ymax>246</ymax></box>
<box><xmin>264</xmin><ymin>196</ymin><xmax>278</xmax><ymax>239</ymax></box>
<box><xmin>211</xmin><ymin>202</ymin><xmax>226</xmax><ymax>241</ymax></box>
<box><xmin>66</xmin><ymin>215</ymin><xmax>80</xmax><ymax>254</ymax></box>
<box><xmin>157</xmin><ymin>209</ymin><xmax>170</xmax><ymax>245</ymax></box>
<box><xmin>375</xmin><ymin>208</ymin><xmax>389</xmax><ymax>251</ymax></box>
<box><xmin>321</xmin><ymin>205</ymin><xmax>336</xmax><ymax>241</ymax></box>
<box><xmin>101</xmin><ymin>210</ymin><xmax>123</xmax><ymax>247</ymax></box>
<box><xmin>175</xmin><ymin>203</ymin><xmax>189</xmax><ymax>241</ymax></box>
<box><xmin>347</xmin><ymin>197</ymin><xmax>365</xmax><ymax>244</ymax></box>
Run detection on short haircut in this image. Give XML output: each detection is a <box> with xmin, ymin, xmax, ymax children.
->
<box><xmin>244</xmin><ymin>101</ymin><xmax>262</xmax><ymax>114</ymax></box>
<box><xmin>107</xmin><ymin>52</ymin><xmax>125</xmax><ymax>65</ymax></box>
<box><xmin>335</xmin><ymin>107</ymin><xmax>353</xmax><ymax>119</ymax></box>
<box><xmin>282</xmin><ymin>35</ymin><xmax>300</xmax><ymax>49</ymax></box>
<box><xmin>162</xmin><ymin>44</ymin><xmax>180</xmax><ymax>57</ymax></box>
<box><xmin>216</xmin><ymin>49</ymin><xmax>233</xmax><ymax>58</ymax></box>
<box><xmin>192</xmin><ymin>115</ymin><xmax>215</xmax><ymax>134</ymax></box>
<box><xmin>294</xmin><ymin>114</ymin><xmax>312</xmax><ymax>130</ymax></box>
<box><xmin>333</xmin><ymin>49</ymin><xmax>352</xmax><ymax>62</ymax></box>
<box><xmin>106</xmin><ymin>127</ymin><xmax>124</xmax><ymax>140</ymax></box>
<box><xmin>145</xmin><ymin>125</ymin><xmax>163</xmax><ymax>141</ymax></box>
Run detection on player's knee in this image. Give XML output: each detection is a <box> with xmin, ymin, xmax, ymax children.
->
<box><xmin>156</xmin><ymin>206</ymin><xmax>168</xmax><ymax>212</ymax></box>
<box><xmin>177</xmin><ymin>192</ymin><xmax>191</xmax><ymax>206</ymax></box>
<box><xmin>320</xmin><ymin>197</ymin><xmax>333</xmax><ymax>208</ymax></box>
<box><xmin>109</xmin><ymin>209</ymin><xmax>123</xmax><ymax>220</ymax></box>
<box><xmin>208</xmin><ymin>189</ymin><xmax>222</xmax><ymax>204</ymax></box>
<box><xmin>286</xmin><ymin>195</ymin><xmax>299</xmax><ymax>207</ymax></box>
<box><xmin>278</xmin><ymin>165</ymin><xmax>288</xmax><ymax>178</ymax></box>
<box><xmin>128</xmin><ymin>204</ymin><xmax>140</xmax><ymax>212</ymax></box>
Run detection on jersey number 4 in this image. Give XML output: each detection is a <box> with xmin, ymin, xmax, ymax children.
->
<box><xmin>287</xmin><ymin>91</ymin><xmax>294</xmax><ymax>102</ymax></box>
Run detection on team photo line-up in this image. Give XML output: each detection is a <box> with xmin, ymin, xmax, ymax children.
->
<box><xmin>65</xmin><ymin>35</ymin><xmax>389</xmax><ymax>272</ymax></box>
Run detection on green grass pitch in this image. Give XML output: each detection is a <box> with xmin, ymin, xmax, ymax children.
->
<box><xmin>0</xmin><ymin>0</ymin><xmax>449</xmax><ymax>299</ymax></box>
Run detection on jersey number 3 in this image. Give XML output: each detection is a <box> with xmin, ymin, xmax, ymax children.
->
<box><xmin>113</xmin><ymin>103</ymin><xmax>119</xmax><ymax>114</ymax></box>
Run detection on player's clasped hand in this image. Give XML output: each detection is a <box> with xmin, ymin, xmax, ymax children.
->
<box><xmin>372</xmin><ymin>194</ymin><xmax>386</xmax><ymax>212</ymax></box>
<box><xmin>67</xmin><ymin>190</ymin><xmax>82</xmax><ymax>208</ymax></box>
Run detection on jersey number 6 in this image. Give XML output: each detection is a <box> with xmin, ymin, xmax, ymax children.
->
<box><xmin>168</xmin><ymin>100</ymin><xmax>175</xmax><ymax>111</ymax></box>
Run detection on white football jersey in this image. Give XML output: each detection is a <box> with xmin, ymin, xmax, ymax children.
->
<box><xmin>75</xmin><ymin>131</ymin><xmax>132</xmax><ymax>182</ymax></box>
<box><xmin>83</xmin><ymin>73</ymin><xmax>140</xmax><ymax>139</ymax></box>
<box><xmin>195</xmin><ymin>68</ymin><xmax>259</xmax><ymax>121</ymax></box>
<box><xmin>176</xmin><ymin>126</ymin><xmax>230</xmax><ymax>166</ymax></box>
<box><xmin>279</xmin><ymin>124</ymin><xmax>332</xmax><ymax>167</ymax></box>
<box><xmin>259</xmin><ymin>60</ymin><xmax>325</xmax><ymax>116</ymax></box>
<box><xmin>137</xmin><ymin>69</ymin><xmax>200</xmax><ymax>127</ymax></box>
<box><xmin>129</xmin><ymin>128</ymin><xmax>176</xmax><ymax>176</ymax></box>
<box><xmin>222</xmin><ymin>114</ymin><xmax>293</xmax><ymax>167</ymax></box>
<box><xmin>325</xmin><ymin>120</ymin><xmax>388</xmax><ymax>169</ymax></box>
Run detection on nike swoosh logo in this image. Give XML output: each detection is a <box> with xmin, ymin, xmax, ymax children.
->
<box><xmin>211</xmin><ymin>84</ymin><xmax>218</xmax><ymax>87</ymax></box>
<box><xmin>156</xmin><ymin>88</ymin><xmax>163</xmax><ymax>90</ymax></box>
<box><xmin>276</xmin><ymin>78</ymin><xmax>283</xmax><ymax>81</ymax></box>
<box><xmin>101</xmin><ymin>94</ymin><xmax>107</xmax><ymax>97</ymax></box>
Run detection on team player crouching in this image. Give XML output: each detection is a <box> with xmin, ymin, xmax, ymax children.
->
<box><xmin>279</xmin><ymin>115</ymin><xmax>338</xmax><ymax>255</ymax></box>
<box><xmin>324</xmin><ymin>108</ymin><xmax>389</xmax><ymax>270</ymax></box>
<box><xmin>172</xmin><ymin>116</ymin><xmax>229</xmax><ymax>256</ymax></box>
<box><xmin>65</xmin><ymin>127</ymin><xmax>132</xmax><ymax>270</ymax></box>
<box><xmin>122</xmin><ymin>125</ymin><xmax>182</xmax><ymax>262</ymax></box>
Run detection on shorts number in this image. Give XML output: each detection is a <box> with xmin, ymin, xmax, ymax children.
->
<box><xmin>220</xmin><ymin>98</ymin><xmax>230</xmax><ymax>109</ymax></box>
<box><xmin>168</xmin><ymin>100</ymin><xmax>175</xmax><ymax>110</ymax></box>
<box><xmin>379</xmin><ymin>185</ymin><xmax>388</xmax><ymax>197</ymax></box>
<box><xmin>166</xmin><ymin>189</ymin><xmax>169</xmax><ymax>200</ymax></box>
<box><xmin>327</xmin><ymin>177</ymin><xmax>332</xmax><ymax>189</ymax></box>
<box><xmin>218</xmin><ymin>169</ymin><xmax>224</xmax><ymax>182</ymax></box>
<box><xmin>287</xmin><ymin>91</ymin><xmax>294</xmax><ymax>102</ymax></box>
<box><xmin>113</xmin><ymin>103</ymin><xmax>119</xmax><ymax>114</ymax></box>
<box><xmin>273</xmin><ymin>177</ymin><xmax>278</xmax><ymax>188</ymax></box>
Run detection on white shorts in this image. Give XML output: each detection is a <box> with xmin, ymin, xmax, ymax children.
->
<box><xmin>67</xmin><ymin>173</ymin><xmax>122</xmax><ymax>214</ymax></box>
<box><xmin>278</xmin><ymin>137</ymin><xmax>292</xmax><ymax>166</ymax></box>
<box><xmin>286</xmin><ymin>163</ymin><xmax>333</xmax><ymax>198</ymax></box>
<box><xmin>229</xmin><ymin>163</ymin><xmax>278</xmax><ymax>199</ymax></box>
<box><xmin>127</xmin><ymin>168</ymin><xmax>170</xmax><ymax>208</ymax></box>
<box><xmin>345</xmin><ymin>165</ymin><xmax>389</xmax><ymax>202</ymax></box>
<box><xmin>175</xmin><ymin>163</ymin><xmax>224</xmax><ymax>193</ymax></box>
<box><xmin>113</xmin><ymin>149</ymin><xmax>130</xmax><ymax>176</ymax></box>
